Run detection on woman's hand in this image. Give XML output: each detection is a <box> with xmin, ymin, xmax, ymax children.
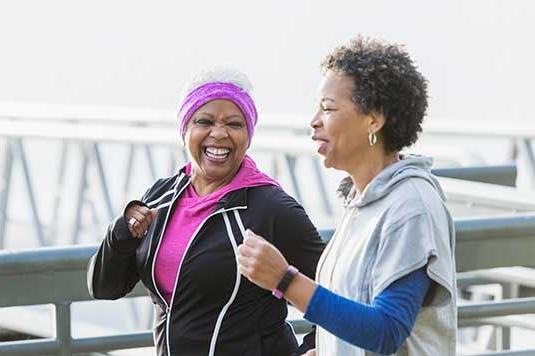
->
<box><xmin>125</xmin><ymin>204</ymin><xmax>158</xmax><ymax>238</ymax></box>
<box><xmin>301</xmin><ymin>350</ymin><xmax>316</xmax><ymax>356</ymax></box>
<box><xmin>237</xmin><ymin>229</ymin><xmax>289</xmax><ymax>291</ymax></box>
<box><xmin>238</xmin><ymin>229</ymin><xmax>318</xmax><ymax>313</ymax></box>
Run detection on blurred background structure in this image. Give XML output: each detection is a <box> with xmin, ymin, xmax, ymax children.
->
<box><xmin>1</xmin><ymin>1</ymin><xmax>535</xmax><ymax>355</ymax></box>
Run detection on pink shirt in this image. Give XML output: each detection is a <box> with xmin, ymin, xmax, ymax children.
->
<box><xmin>154</xmin><ymin>156</ymin><xmax>279</xmax><ymax>304</ymax></box>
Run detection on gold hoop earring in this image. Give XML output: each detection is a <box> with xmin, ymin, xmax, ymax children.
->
<box><xmin>368</xmin><ymin>132</ymin><xmax>377</xmax><ymax>146</ymax></box>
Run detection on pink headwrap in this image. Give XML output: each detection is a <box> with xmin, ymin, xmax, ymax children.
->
<box><xmin>178</xmin><ymin>82</ymin><xmax>258</xmax><ymax>146</ymax></box>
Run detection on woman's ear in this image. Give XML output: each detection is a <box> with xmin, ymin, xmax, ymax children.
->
<box><xmin>368</xmin><ymin>112</ymin><xmax>386</xmax><ymax>133</ymax></box>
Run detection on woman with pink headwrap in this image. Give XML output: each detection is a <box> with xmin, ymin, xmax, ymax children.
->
<box><xmin>88</xmin><ymin>68</ymin><xmax>324</xmax><ymax>356</ymax></box>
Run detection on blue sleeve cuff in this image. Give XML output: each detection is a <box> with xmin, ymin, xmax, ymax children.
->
<box><xmin>303</xmin><ymin>267</ymin><xmax>431</xmax><ymax>354</ymax></box>
<box><xmin>304</xmin><ymin>284</ymin><xmax>328</xmax><ymax>322</ymax></box>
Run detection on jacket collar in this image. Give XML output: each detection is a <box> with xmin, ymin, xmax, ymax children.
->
<box><xmin>174</xmin><ymin>166</ymin><xmax>248</xmax><ymax>210</ymax></box>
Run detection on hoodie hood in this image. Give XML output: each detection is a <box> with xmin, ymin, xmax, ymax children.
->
<box><xmin>347</xmin><ymin>154</ymin><xmax>445</xmax><ymax>208</ymax></box>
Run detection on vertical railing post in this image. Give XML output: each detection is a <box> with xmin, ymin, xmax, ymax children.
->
<box><xmin>311</xmin><ymin>157</ymin><xmax>333</xmax><ymax>216</ymax></box>
<box><xmin>49</xmin><ymin>141</ymin><xmax>70</xmax><ymax>243</ymax></box>
<box><xmin>14</xmin><ymin>138</ymin><xmax>46</xmax><ymax>246</ymax></box>
<box><xmin>92</xmin><ymin>143</ymin><xmax>115</xmax><ymax>221</ymax></box>
<box><xmin>520</xmin><ymin>138</ymin><xmax>535</xmax><ymax>186</ymax></box>
<box><xmin>0</xmin><ymin>138</ymin><xmax>14</xmax><ymax>248</ymax></box>
<box><xmin>123</xmin><ymin>144</ymin><xmax>136</xmax><ymax>202</ymax></box>
<box><xmin>499</xmin><ymin>282</ymin><xmax>520</xmax><ymax>350</ymax></box>
<box><xmin>144</xmin><ymin>145</ymin><xmax>157</xmax><ymax>180</ymax></box>
<box><xmin>55</xmin><ymin>301</ymin><xmax>72</xmax><ymax>356</ymax></box>
<box><xmin>71</xmin><ymin>143</ymin><xmax>89</xmax><ymax>244</ymax></box>
<box><xmin>284</xmin><ymin>155</ymin><xmax>303</xmax><ymax>203</ymax></box>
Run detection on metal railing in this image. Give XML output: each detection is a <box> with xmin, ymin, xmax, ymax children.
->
<box><xmin>0</xmin><ymin>117</ymin><xmax>334</xmax><ymax>249</ymax></box>
<box><xmin>432</xmin><ymin>165</ymin><xmax>517</xmax><ymax>187</ymax></box>
<box><xmin>2</xmin><ymin>104</ymin><xmax>534</xmax><ymax>250</ymax></box>
<box><xmin>1</xmin><ymin>216</ymin><xmax>535</xmax><ymax>355</ymax></box>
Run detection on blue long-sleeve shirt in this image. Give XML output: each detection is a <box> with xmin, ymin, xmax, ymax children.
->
<box><xmin>304</xmin><ymin>267</ymin><xmax>431</xmax><ymax>354</ymax></box>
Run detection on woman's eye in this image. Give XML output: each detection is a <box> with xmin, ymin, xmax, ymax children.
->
<box><xmin>194</xmin><ymin>118</ymin><xmax>213</xmax><ymax>126</ymax></box>
<box><xmin>228</xmin><ymin>122</ymin><xmax>244</xmax><ymax>128</ymax></box>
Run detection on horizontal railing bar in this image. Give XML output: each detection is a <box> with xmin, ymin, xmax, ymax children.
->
<box><xmin>0</xmin><ymin>120</ymin><xmax>315</xmax><ymax>154</ymax></box>
<box><xmin>1</xmin><ymin>103</ymin><xmax>535</xmax><ymax>139</ymax></box>
<box><xmin>432</xmin><ymin>165</ymin><xmax>517</xmax><ymax>187</ymax></box>
<box><xmin>70</xmin><ymin>331</ymin><xmax>153</xmax><ymax>352</ymax></box>
<box><xmin>467</xmin><ymin>350</ymin><xmax>535</xmax><ymax>356</ymax></box>
<box><xmin>422</xmin><ymin>119</ymin><xmax>535</xmax><ymax>139</ymax></box>
<box><xmin>0</xmin><ymin>321</ymin><xmax>310</xmax><ymax>354</ymax></box>
<box><xmin>0</xmin><ymin>103</ymin><xmax>309</xmax><ymax>130</ymax></box>
<box><xmin>459</xmin><ymin>297</ymin><xmax>535</xmax><ymax>319</ymax></box>
<box><xmin>456</xmin><ymin>275</ymin><xmax>493</xmax><ymax>287</ymax></box>
<box><xmin>0</xmin><ymin>338</ymin><xmax>59</xmax><ymax>355</ymax></box>
<box><xmin>459</xmin><ymin>316</ymin><xmax>535</xmax><ymax>330</ymax></box>
<box><xmin>439</xmin><ymin>177</ymin><xmax>535</xmax><ymax>212</ymax></box>
<box><xmin>0</xmin><ymin>245</ymin><xmax>95</xmax><ymax>275</ymax></box>
<box><xmin>3</xmin><ymin>313</ymin><xmax>535</xmax><ymax>355</ymax></box>
<box><xmin>455</xmin><ymin>215</ymin><xmax>535</xmax><ymax>241</ymax></box>
<box><xmin>1</xmin><ymin>215</ymin><xmax>535</xmax><ymax>274</ymax></box>
<box><xmin>458</xmin><ymin>269</ymin><xmax>535</xmax><ymax>289</ymax></box>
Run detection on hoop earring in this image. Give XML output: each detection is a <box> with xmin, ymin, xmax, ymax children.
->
<box><xmin>368</xmin><ymin>131</ymin><xmax>377</xmax><ymax>146</ymax></box>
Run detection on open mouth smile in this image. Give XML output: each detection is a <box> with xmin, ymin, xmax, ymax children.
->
<box><xmin>204</xmin><ymin>146</ymin><xmax>231</xmax><ymax>162</ymax></box>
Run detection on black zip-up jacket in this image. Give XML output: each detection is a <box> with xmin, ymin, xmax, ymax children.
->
<box><xmin>87</xmin><ymin>169</ymin><xmax>325</xmax><ymax>356</ymax></box>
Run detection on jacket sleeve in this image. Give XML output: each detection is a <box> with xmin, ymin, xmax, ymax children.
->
<box><xmin>87</xmin><ymin>191</ymin><xmax>152</xmax><ymax>300</ymax></box>
<box><xmin>271</xmin><ymin>192</ymin><xmax>325</xmax><ymax>280</ymax></box>
<box><xmin>270</xmin><ymin>190</ymin><xmax>326</xmax><ymax>353</ymax></box>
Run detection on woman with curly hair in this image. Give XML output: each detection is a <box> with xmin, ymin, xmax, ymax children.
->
<box><xmin>238</xmin><ymin>37</ymin><xmax>456</xmax><ymax>355</ymax></box>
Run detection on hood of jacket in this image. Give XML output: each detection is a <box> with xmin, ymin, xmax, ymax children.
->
<box><xmin>348</xmin><ymin>154</ymin><xmax>445</xmax><ymax>208</ymax></box>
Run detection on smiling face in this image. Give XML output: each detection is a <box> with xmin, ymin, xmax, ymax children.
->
<box><xmin>185</xmin><ymin>99</ymin><xmax>248</xmax><ymax>188</ymax></box>
<box><xmin>311</xmin><ymin>70</ymin><xmax>375</xmax><ymax>173</ymax></box>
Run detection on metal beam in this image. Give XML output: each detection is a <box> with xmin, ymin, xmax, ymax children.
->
<box><xmin>0</xmin><ymin>339</ymin><xmax>60</xmax><ymax>355</ymax></box>
<box><xmin>432</xmin><ymin>165</ymin><xmax>517</xmax><ymax>187</ymax></box>
<box><xmin>467</xmin><ymin>350</ymin><xmax>535</xmax><ymax>356</ymax></box>
<box><xmin>459</xmin><ymin>298</ymin><xmax>535</xmax><ymax>319</ymax></box>
<box><xmin>455</xmin><ymin>215</ymin><xmax>535</xmax><ymax>272</ymax></box>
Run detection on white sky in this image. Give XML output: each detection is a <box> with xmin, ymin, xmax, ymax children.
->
<box><xmin>0</xmin><ymin>0</ymin><xmax>533</xmax><ymax>121</ymax></box>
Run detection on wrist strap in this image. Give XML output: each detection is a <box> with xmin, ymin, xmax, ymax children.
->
<box><xmin>272</xmin><ymin>265</ymin><xmax>299</xmax><ymax>299</ymax></box>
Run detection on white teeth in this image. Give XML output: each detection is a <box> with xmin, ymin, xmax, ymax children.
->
<box><xmin>205</xmin><ymin>147</ymin><xmax>230</xmax><ymax>157</ymax></box>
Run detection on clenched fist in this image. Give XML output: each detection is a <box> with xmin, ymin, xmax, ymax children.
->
<box><xmin>237</xmin><ymin>229</ymin><xmax>289</xmax><ymax>291</ymax></box>
<box><xmin>125</xmin><ymin>204</ymin><xmax>158</xmax><ymax>238</ymax></box>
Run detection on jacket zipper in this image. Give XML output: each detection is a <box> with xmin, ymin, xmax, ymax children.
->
<box><xmin>164</xmin><ymin>206</ymin><xmax>246</xmax><ymax>356</ymax></box>
<box><xmin>150</xmin><ymin>175</ymin><xmax>189</xmax><ymax>317</ymax></box>
<box><xmin>149</xmin><ymin>175</ymin><xmax>247</xmax><ymax>356</ymax></box>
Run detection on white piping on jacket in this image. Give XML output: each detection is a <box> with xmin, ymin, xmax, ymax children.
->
<box><xmin>208</xmin><ymin>210</ymin><xmax>244</xmax><ymax>356</ymax></box>
<box><xmin>147</xmin><ymin>173</ymin><xmax>188</xmax><ymax>356</ymax></box>
<box><xmin>165</xmin><ymin>207</ymin><xmax>231</xmax><ymax>356</ymax></box>
<box><xmin>146</xmin><ymin>190</ymin><xmax>175</xmax><ymax>208</ymax></box>
<box><xmin>158</xmin><ymin>203</ymin><xmax>247</xmax><ymax>356</ymax></box>
<box><xmin>152</xmin><ymin>201</ymin><xmax>172</xmax><ymax>210</ymax></box>
<box><xmin>233</xmin><ymin>209</ymin><xmax>246</xmax><ymax>237</ymax></box>
<box><xmin>148</xmin><ymin>173</ymin><xmax>188</xmax><ymax>303</ymax></box>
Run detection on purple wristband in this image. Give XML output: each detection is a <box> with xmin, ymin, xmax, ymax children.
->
<box><xmin>272</xmin><ymin>265</ymin><xmax>299</xmax><ymax>299</ymax></box>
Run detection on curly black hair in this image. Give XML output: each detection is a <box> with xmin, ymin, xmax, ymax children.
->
<box><xmin>321</xmin><ymin>35</ymin><xmax>428</xmax><ymax>153</ymax></box>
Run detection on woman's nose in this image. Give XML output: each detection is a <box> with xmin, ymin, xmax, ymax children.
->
<box><xmin>310</xmin><ymin>111</ymin><xmax>322</xmax><ymax>129</ymax></box>
<box><xmin>210</xmin><ymin>123</ymin><xmax>229</xmax><ymax>139</ymax></box>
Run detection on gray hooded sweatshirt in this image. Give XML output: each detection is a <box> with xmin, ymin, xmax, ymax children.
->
<box><xmin>316</xmin><ymin>155</ymin><xmax>457</xmax><ymax>356</ymax></box>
